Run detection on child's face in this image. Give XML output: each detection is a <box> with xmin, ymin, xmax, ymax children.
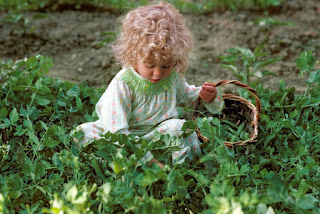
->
<box><xmin>133</xmin><ymin>58</ymin><xmax>174</xmax><ymax>83</ymax></box>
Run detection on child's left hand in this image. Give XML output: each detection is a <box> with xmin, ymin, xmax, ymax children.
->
<box><xmin>148</xmin><ymin>158</ymin><xmax>164</xmax><ymax>169</ymax></box>
<box><xmin>199</xmin><ymin>82</ymin><xmax>217</xmax><ymax>103</ymax></box>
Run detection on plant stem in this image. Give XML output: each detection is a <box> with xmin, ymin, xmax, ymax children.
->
<box><xmin>246</xmin><ymin>65</ymin><xmax>250</xmax><ymax>84</ymax></box>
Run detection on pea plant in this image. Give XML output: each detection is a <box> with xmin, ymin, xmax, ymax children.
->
<box><xmin>296</xmin><ymin>50</ymin><xmax>320</xmax><ymax>94</ymax></box>
<box><xmin>219</xmin><ymin>45</ymin><xmax>281</xmax><ymax>86</ymax></box>
<box><xmin>169</xmin><ymin>0</ymin><xmax>285</xmax><ymax>14</ymax></box>
<box><xmin>1</xmin><ymin>0</ymin><xmax>48</xmax><ymax>35</ymax></box>
<box><xmin>0</xmin><ymin>51</ymin><xmax>319</xmax><ymax>213</ymax></box>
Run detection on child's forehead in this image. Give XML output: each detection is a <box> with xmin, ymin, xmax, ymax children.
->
<box><xmin>143</xmin><ymin>57</ymin><xmax>174</xmax><ymax>65</ymax></box>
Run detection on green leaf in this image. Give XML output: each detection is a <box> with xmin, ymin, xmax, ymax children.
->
<box><xmin>113</xmin><ymin>158</ymin><xmax>125</xmax><ymax>174</ymax></box>
<box><xmin>219</xmin><ymin>54</ymin><xmax>238</xmax><ymax>63</ymax></box>
<box><xmin>306</xmin><ymin>70</ymin><xmax>320</xmax><ymax>85</ymax></box>
<box><xmin>256</xmin><ymin>203</ymin><xmax>268</xmax><ymax>214</ymax></box>
<box><xmin>23</xmin><ymin>119</ymin><xmax>33</xmax><ymax>129</ymax></box>
<box><xmin>235</xmin><ymin>46</ymin><xmax>254</xmax><ymax>59</ymax></box>
<box><xmin>97</xmin><ymin>183</ymin><xmax>112</xmax><ymax>204</ymax></box>
<box><xmin>266</xmin><ymin>175</ymin><xmax>286</xmax><ymax>203</ymax></box>
<box><xmin>220</xmin><ymin>64</ymin><xmax>238</xmax><ymax>73</ymax></box>
<box><xmin>40</xmin><ymin>120</ymin><xmax>48</xmax><ymax>131</ymax></box>
<box><xmin>0</xmin><ymin>107</ymin><xmax>8</xmax><ymax>119</ymax></box>
<box><xmin>66</xmin><ymin>186</ymin><xmax>78</xmax><ymax>202</ymax></box>
<box><xmin>52</xmin><ymin>153</ymin><xmax>63</xmax><ymax>170</ymax></box>
<box><xmin>22</xmin><ymin>163</ymin><xmax>33</xmax><ymax>176</ymax></box>
<box><xmin>34</xmin><ymin>162</ymin><xmax>46</xmax><ymax>179</ymax></box>
<box><xmin>92</xmin><ymin>158</ymin><xmax>107</xmax><ymax>181</ymax></box>
<box><xmin>67</xmin><ymin>85</ymin><xmax>80</xmax><ymax>97</ymax></box>
<box><xmin>296</xmin><ymin>51</ymin><xmax>315</xmax><ymax>73</ymax></box>
<box><xmin>9</xmin><ymin>108</ymin><xmax>19</xmax><ymax>123</ymax></box>
<box><xmin>261</xmin><ymin>70</ymin><xmax>276</xmax><ymax>77</ymax></box>
<box><xmin>182</xmin><ymin>120</ymin><xmax>197</xmax><ymax>131</ymax></box>
<box><xmin>26</xmin><ymin>74</ymin><xmax>34</xmax><ymax>86</ymax></box>
<box><xmin>28</xmin><ymin>131</ymin><xmax>39</xmax><ymax>144</ymax></box>
<box><xmin>75</xmin><ymin>96</ymin><xmax>83</xmax><ymax>110</ymax></box>
<box><xmin>298</xmin><ymin>180</ymin><xmax>310</xmax><ymax>196</ymax></box>
<box><xmin>57</xmin><ymin>100</ymin><xmax>66</xmax><ymax>107</ymax></box>
<box><xmin>36</xmin><ymin>97</ymin><xmax>51</xmax><ymax>106</ymax></box>
<box><xmin>43</xmin><ymin>140</ymin><xmax>60</xmax><ymax>148</ymax></box>
<box><xmin>32</xmin><ymin>12</ymin><xmax>48</xmax><ymax>20</ymax></box>
<box><xmin>140</xmin><ymin>169</ymin><xmax>159</xmax><ymax>187</ymax></box>
<box><xmin>28</xmin><ymin>106</ymin><xmax>39</xmax><ymax>121</ymax></box>
<box><xmin>38</xmin><ymin>84</ymin><xmax>52</xmax><ymax>95</ymax></box>
<box><xmin>7</xmin><ymin>174</ymin><xmax>23</xmax><ymax>191</ymax></box>
<box><xmin>35</xmin><ymin>78</ymin><xmax>43</xmax><ymax>89</ymax></box>
<box><xmin>0</xmin><ymin>123</ymin><xmax>5</xmax><ymax>129</ymax></box>
<box><xmin>255</xmin><ymin>57</ymin><xmax>281</xmax><ymax>69</ymax></box>
<box><xmin>297</xmin><ymin>194</ymin><xmax>319</xmax><ymax>210</ymax></box>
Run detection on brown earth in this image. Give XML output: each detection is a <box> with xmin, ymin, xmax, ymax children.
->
<box><xmin>0</xmin><ymin>0</ymin><xmax>319</xmax><ymax>94</ymax></box>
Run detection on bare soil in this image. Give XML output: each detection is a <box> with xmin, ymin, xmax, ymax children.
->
<box><xmin>1</xmin><ymin>0</ymin><xmax>319</xmax><ymax>94</ymax></box>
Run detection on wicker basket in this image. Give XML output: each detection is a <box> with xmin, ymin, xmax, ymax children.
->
<box><xmin>194</xmin><ymin>80</ymin><xmax>261</xmax><ymax>147</ymax></box>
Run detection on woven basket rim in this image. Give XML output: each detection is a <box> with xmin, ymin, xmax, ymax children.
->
<box><xmin>194</xmin><ymin>80</ymin><xmax>261</xmax><ymax>146</ymax></box>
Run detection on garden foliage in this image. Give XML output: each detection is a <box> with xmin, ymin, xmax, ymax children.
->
<box><xmin>0</xmin><ymin>49</ymin><xmax>319</xmax><ymax>213</ymax></box>
<box><xmin>0</xmin><ymin>0</ymin><xmax>286</xmax><ymax>13</ymax></box>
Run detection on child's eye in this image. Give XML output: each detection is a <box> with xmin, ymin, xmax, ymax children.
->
<box><xmin>145</xmin><ymin>64</ymin><xmax>154</xmax><ymax>68</ymax></box>
<box><xmin>163</xmin><ymin>65</ymin><xmax>171</xmax><ymax>68</ymax></box>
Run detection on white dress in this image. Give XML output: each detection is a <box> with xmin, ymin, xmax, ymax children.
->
<box><xmin>76</xmin><ymin>68</ymin><xmax>224</xmax><ymax>164</ymax></box>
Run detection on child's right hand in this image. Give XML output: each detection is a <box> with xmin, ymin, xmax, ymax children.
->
<box><xmin>199</xmin><ymin>82</ymin><xmax>217</xmax><ymax>103</ymax></box>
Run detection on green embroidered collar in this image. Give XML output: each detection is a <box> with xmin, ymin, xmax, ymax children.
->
<box><xmin>121</xmin><ymin>68</ymin><xmax>177</xmax><ymax>95</ymax></box>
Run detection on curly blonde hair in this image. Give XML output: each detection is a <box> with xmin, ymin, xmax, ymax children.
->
<box><xmin>112</xmin><ymin>1</ymin><xmax>193</xmax><ymax>73</ymax></box>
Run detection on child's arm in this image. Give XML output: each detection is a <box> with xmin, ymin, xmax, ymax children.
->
<box><xmin>74</xmin><ymin>79</ymin><xmax>132</xmax><ymax>147</ymax></box>
<box><xmin>177</xmin><ymin>75</ymin><xmax>202</xmax><ymax>107</ymax></box>
<box><xmin>177</xmin><ymin>76</ymin><xmax>223</xmax><ymax>113</ymax></box>
<box><xmin>95</xmin><ymin>78</ymin><xmax>132</xmax><ymax>135</ymax></box>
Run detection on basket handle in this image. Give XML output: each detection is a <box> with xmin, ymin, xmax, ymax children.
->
<box><xmin>209</xmin><ymin>80</ymin><xmax>261</xmax><ymax>120</ymax></box>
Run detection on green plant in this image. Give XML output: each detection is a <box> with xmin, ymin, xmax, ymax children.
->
<box><xmin>96</xmin><ymin>31</ymin><xmax>117</xmax><ymax>48</ymax></box>
<box><xmin>169</xmin><ymin>0</ymin><xmax>285</xmax><ymax>14</ymax></box>
<box><xmin>296</xmin><ymin>50</ymin><xmax>320</xmax><ymax>94</ymax></box>
<box><xmin>0</xmin><ymin>0</ymin><xmax>287</xmax><ymax>15</ymax></box>
<box><xmin>1</xmin><ymin>0</ymin><xmax>48</xmax><ymax>35</ymax></box>
<box><xmin>0</xmin><ymin>55</ymin><xmax>100</xmax><ymax>212</ymax></box>
<box><xmin>219</xmin><ymin>45</ymin><xmax>281</xmax><ymax>85</ymax></box>
<box><xmin>0</xmin><ymin>52</ymin><xmax>319</xmax><ymax>213</ymax></box>
<box><xmin>0</xmin><ymin>0</ymin><xmax>49</xmax><ymax>12</ymax></box>
<box><xmin>255</xmin><ymin>16</ymin><xmax>295</xmax><ymax>29</ymax></box>
<box><xmin>253</xmin><ymin>16</ymin><xmax>295</xmax><ymax>44</ymax></box>
<box><xmin>253</xmin><ymin>52</ymin><xmax>320</xmax><ymax>213</ymax></box>
<box><xmin>2</xmin><ymin>12</ymin><xmax>48</xmax><ymax>35</ymax></box>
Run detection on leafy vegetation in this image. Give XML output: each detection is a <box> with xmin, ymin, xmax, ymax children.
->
<box><xmin>0</xmin><ymin>0</ymin><xmax>286</xmax><ymax>13</ymax></box>
<box><xmin>0</xmin><ymin>1</ymin><xmax>319</xmax><ymax>213</ymax></box>
<box><xmin>0</xmin><ymin>47</ymin><xmax>319</xmax><ymax>213</ymax></box>
<box><xmin>219</xmin><ymin>45</ymin><xmax>281</xmax><ymax>85</ymax></box>
<box><xmin>0</xmin><ymin>0</ymin><xmax>287</xmax><ymax>36</ymax></box>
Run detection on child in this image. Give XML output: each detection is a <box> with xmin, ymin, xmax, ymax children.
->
<box><xmin>76</xmin><ymin>1</ymin><xmax>224</xmax><ymax>166</ymax></box>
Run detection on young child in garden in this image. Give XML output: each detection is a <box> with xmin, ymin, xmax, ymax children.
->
<box><xmin>76</xmin><ymin>1</ymin><xmax>224</xmax><ymax>166</ymax></box>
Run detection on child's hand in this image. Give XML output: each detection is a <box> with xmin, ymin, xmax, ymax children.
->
<box><xmin>148</xmin><ymin>158</ymin><xmax>164</xmax><ymax>169</ymax></box>
<box><xmin>199</xmin><ymin>82</ymin><xmax>217</xmax><ymax>103</ymax></box>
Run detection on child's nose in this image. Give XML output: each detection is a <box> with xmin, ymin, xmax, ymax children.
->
<box><xmin>153</xmin><ymin>67</ymin><xmax>162</xmax><ymax>77</ymax></box>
